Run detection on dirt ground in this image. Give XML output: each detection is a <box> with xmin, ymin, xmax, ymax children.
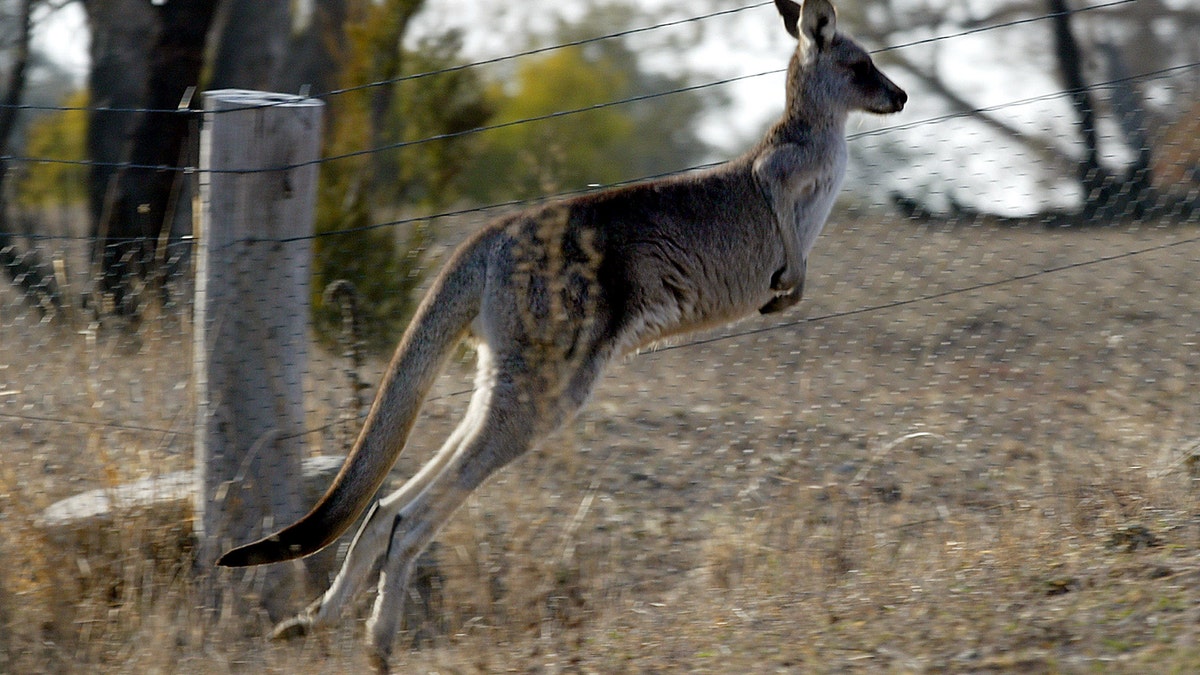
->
<box><xmin>2</xmin><ymin>209</ymin><xmax>1199</xmax><ymax>673</ymax></box>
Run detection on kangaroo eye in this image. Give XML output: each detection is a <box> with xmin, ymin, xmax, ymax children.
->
<box><xmin>850</xmin><ymin>61</ymin><xmax>872</xmax><ymax>78</ymax></box>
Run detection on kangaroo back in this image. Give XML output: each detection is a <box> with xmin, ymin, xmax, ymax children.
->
<box><xmin>217</xmin><ymin>231</ymin><xmax>494</xmax><ymax>567</ymax></box>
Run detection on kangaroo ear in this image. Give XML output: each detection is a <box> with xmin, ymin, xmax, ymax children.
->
<box><xmin>774</xmin><ymin>0</ymin><xmax>801</xmax><ymax>39</ymax></box>
<box><xmin>800</xmin><ymin>0</ymin><xmax>838</xmax><ymax>50</ymax></box>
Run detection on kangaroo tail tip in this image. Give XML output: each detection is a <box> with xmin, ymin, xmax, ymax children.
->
<box><xmin>217</xmin><ymin>499</ymin><xmax>360</xmax><ymax>567</ymax></box>
<box><xmin>217</xmin><ymin>537</ymin><xmax>306</xmax><ymax>567</ymax></box>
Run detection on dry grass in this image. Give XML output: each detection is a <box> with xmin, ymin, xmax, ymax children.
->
<box><xmin>2</xmin><ymin>210</ymin><xmax>1199</xmax><ymax>673</ymax></box>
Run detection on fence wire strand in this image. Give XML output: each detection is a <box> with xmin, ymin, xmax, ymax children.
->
<box><xmin>2</xmin><ymin>3</ymin><xmax>1200</xmax><ymax>662</ymax></box>
<box><xmin>7</xmin><ymin>56</ymin><xmax>1198</xmax><ymax>248</ymax></box>
<box><xmin>0</xmin><ymin>0</ymin><xmax>1138</xmax><ymax>118</ymax></box>
<box><xmin>5</xmin><ymin>229</ymin><xmax>1198</xmax><ymax>439</ymax></box>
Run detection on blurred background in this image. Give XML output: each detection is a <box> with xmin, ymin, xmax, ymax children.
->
<box><xmin>2</xmin><ymin>1</ymin><xmax>1199</xmax><ymax>672</ymax></box>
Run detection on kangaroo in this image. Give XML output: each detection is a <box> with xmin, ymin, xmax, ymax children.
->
<box><xmin>218</xmin><ymin>1</ymin><xmax>905</xmax><ymax>671</ymax></box>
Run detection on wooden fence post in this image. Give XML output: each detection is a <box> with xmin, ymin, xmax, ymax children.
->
<box><xmin>194</xmin><ymin>89</ymin><xmax>323</xmax><ymax>619</ymax></box>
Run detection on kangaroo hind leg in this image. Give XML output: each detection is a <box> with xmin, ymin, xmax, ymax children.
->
<box><xmin>270</xmin><ymin>349</ymin><xmax>499</xmax><ymax>643</ymax></box>
<box><xmin>363</xmin><ymin>343</ymin><xmax>611</xmax><ymax>672</ymax></box>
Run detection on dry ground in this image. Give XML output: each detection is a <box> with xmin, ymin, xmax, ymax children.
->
<box><xmin>2</xmin><ymin>210</ymin><xmax>1199</xmax><ymax>674</ymax></box>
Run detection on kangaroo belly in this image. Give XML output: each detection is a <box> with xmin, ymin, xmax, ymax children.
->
<box><xmin>608</xmin><ymin>226</ymin><xmax>783</xmax><ymax>352</ymax></box>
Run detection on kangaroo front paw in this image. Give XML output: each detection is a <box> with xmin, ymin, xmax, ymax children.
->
<box><xmin>759</xmin><ymin>287</ymin><xmax>802</xmax><ymax>315</ymax></box>
<box><xmin>769</xmin><ymin>254</ymin><xmax>807</xmax><ymax>297</ymax></box>
<box><xmin>761</xmin><ymin>264</ymin><xmax>805</xmax><ymax>314</ymax></box>
<box><xmin>769</xmin><ymin>265</ymin><xmax>802</xmax><ymax>293</ymax></box>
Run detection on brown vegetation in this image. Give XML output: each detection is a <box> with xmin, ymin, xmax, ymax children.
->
<box><xmin>2</xmin><ymin>211</ymin><xmax>1199</xmax><ymax>673</ymax></box>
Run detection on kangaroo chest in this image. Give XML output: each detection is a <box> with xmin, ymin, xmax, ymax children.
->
<box><xmin>778</xmin><ymin>138</ymin><xmax>847</xmax><ymax>259</ymax></box>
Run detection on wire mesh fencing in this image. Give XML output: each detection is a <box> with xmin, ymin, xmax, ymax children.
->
<box><xmin>1</xmin><ymin>1</ymin><xmax>1199</xmax><ymax>672</ymax></box>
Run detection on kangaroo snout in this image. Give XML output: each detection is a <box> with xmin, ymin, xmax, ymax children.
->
<box><xmin>888</xmin><ymin>81</ymin><xmax>908</xmax><ymax>111</ymax></box>
<box><xmin>867</xmin><ymin>79</ymin><xmax>906</xmax><ymax>115</ymax></box>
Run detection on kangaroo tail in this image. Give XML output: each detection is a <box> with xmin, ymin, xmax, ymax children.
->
<box><xmin>217</xmin><ymin>232</ymin><xmax>494</xmax><ymax>567</ymax></box>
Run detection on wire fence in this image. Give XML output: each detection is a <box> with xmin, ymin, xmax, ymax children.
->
<box><xmin>7</xmin><ymin>51</ymin><xmax>1197</xmax><ymax>248</ymax></box>
<box><xmin>0</xmin><ymin>0</ymin><xmax>1153</xmax><ymax>182</ymax></box>
<box><xmin>1</xmin><ymin>0</ymin><xmax>1197</xmax><ymax>503</ymax></box>
<box><xmin>0</xmin><ymin>0</ymin><xmax>1195</xmax><ymax>481</ymax></box>
<box><xmin>1</xmin><ymin>1</ymin><xmax>1199</xmax><ymax>670</ymax></box>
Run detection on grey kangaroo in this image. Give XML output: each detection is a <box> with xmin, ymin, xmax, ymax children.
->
<box><xmin>219</xmin><ymin>1</ymin><xmax>906</xmax><ymax>670</ymax></box>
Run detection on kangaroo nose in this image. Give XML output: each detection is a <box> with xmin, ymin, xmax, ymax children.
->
<box><xmin>893</xmin><ymin>87</ymin><xmax>908</xmax><ymax>111</ymax></box>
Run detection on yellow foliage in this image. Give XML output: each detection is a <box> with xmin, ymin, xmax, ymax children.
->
<box><xmin>466</xmin><ymin>46</ymin><xmax>638</xmax><ymax>200</ymax></box>
<box><xmin>16</xmin><ymin>91</ymin><xmax>89</xmax><ymax>208</ymax></box>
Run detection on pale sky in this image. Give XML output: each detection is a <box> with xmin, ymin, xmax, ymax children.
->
<box><xmin>31</xmin><ymin>0</ymin><xmax>1186</xmax><ymax>216</ymax></box>
<box><xmin>30</xmin><ymin>0</ymin><xmax>807</xmax><ymax>149</ymax></box>
<box><xmin>31</xmin><ymin>1</ymin><xmax>89</xmax><ymax>81</ymax></box>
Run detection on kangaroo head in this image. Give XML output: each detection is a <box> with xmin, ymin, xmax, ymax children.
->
<box><xmin>775</xmin><ymin>0</ymin><xmax>907</xmax><ymax>123</ymax></box>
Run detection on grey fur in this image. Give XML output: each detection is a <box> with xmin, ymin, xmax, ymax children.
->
<box><xmin>218</xmin><ymin>1</ymin><xmax>905</xmax><ymax>670</ymax></box>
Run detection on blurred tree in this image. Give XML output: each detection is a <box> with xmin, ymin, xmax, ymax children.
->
<box><xmin>850</xmin><ymin>0</ymin><xmax>1200</xmax><ymax>222</ymax></box>
<box><xmin>69</xmin><ymin>0</ymin><xmax>492</xmax><ymax>338</ymax></box>
<box><xmin>79</xmin><ymin>0</ymin><xmax>300</xmax><ymax>317</ymax></box>
<box><xmin>1047</xmin><ymin>0</ymin><xmax>1155</xmax><ymax>221</ymax></box>
<box><xmin>16</xmin><ymin>90</ymin><xmax>88</xmax><ymax>210</ymax></box>
<box><xmin>0</xmin><ymin>0</ymin><xmax>62</xmax><ymax>313</ymax></box>
<box><xmin>277</xmin><ymin>0</ymin><xmax>348</xmax><ymax>98</ymax></box>
<box><xmin>1153</xmin><ymin>99</ymin><xmax>1200</xmax><ymax>192</ymax></box>
<box><xmin>460</xmin><ymin>2</ymin><xmax>726</xmax><ymax>202</ymax></box>
<box><xmin>0</xmin><ymin>0</ymin><xmax>34</xmax><ymax>239</ymax></box>
<box><xmin>79</xmin><ymin>0</ymin><xmax>153</xmax><ymax>312</ymax></box>
<box><xmin>463</xmin><ymin>44</ymin><xmax>635</xmax><ymax>200</ymax></box>
<box><xmin>208</xmin><ymin>0</ymin><xmax>290</xmax><ymax>90</ymax></box>
<box><xmin>83</xmin><ymin>0</ymin><xmax>219</xmax><ymax>316</ymax></box>
<box><xmin>8</xmin><ymin>0</ymin><xmax>438</xmax><ymax>332</ymax></box>
<box><xmin>310</xmin><ymin>0</ymin><xmax>494</xmax><ymax>352</ymax></box>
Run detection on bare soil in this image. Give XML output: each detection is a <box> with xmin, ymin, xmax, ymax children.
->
<box><xmin>2</xmin><ymin>210</ymin><xmax>1199</xmax><ymax>673</ymax></box>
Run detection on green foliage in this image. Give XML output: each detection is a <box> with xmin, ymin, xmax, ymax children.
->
<box><xmin>311</xmin><ymin>176</ymin><xmax>410</xmax><ymax>354</ymax></box>
<box><xmin>16</xmin><ymin>90</ymin><xmax>88</xmax><ymax>208</ymax></box>
<box><xmin>312</xmin><ymin>1</ymin><xmax>727</xmax><ymax>351</ymax></box>
<box><xmin>461</xmin><ymin>3</ymin><xmax>726</xmax><ymax>201</ymax></box>
<box><xmin>382</xmin><ymin>32</ymin><xmax>495</xmax><ymax>208</ymax></box>
<box><xmin>311</xmin><ymin>0</ymin><xmax>492</xmax><ymax>353</ymax></box>
<box><xmin>464</xmin><ymin>46</ymin><xmax>636</xmax><ymax>200</ymax></box>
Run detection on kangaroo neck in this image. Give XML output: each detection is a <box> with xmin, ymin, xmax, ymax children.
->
<box><xmin>762</xmin><ymin>105</ymin><xmax>847</xmax><ymax>148</ymax></box>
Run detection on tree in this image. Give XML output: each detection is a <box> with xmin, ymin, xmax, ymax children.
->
<box><xmin>83</xmin><ymin>0</ymin><xmax>219</xmax><ymax>316</ymax></box>
<box><xmin>1046</xmin><ymin>0</ymin><xmax>1159</xmax><ymax>221</ymax></box>
<box><xmin>16</xmin><ymin>90</ymin><xmax>88</xmax><ymax>211</ymax></box>
<box><xmin>844</xmin><ymin>0</ymin><xmax>1199</xmax><ymax>222</ymax></box>
<box><xmin>69</xmin><ymin>0</ymin><xmax>491</xmax><ymax>338</ymax></box>
<box><xmin>309</xmin><ymin>0</ymin><xmax>494</xmax><ymax>352</ymax></box>
<box><xmin>0</xmin><ymin>0</ymin><xmax>62</xmax><ymax>313</ymax></box>
<box><xmin>463</xmin><ymin>44</ymin><xmax>637</xmax><ymax>200</ymax></box>
<box><xmin>461</xmin><ymin>3</ymin><xmax>726</xmax><ymax>202</ymax></box>
<box><xmin>208</xmin><ymin>0</ymin><xmax>290</xmax><ymax>90</ymax></box>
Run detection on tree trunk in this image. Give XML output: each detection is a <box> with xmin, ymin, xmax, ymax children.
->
<box><xmin>277</xmin><ymin>0</ymin><xmax>348</xmax><ymax>98</ymax></box>
<box><xmin>87</xmin><ymin>0</ymin><xmax>219</xmax><ymax>316</ymax></box>
<box><xmin>1098</xmin><ymin>42</ymin><xmax>1157</xmax><ymax>219</ymax></box>
<box><xmin>82</xmin><ymin>0</ymin><xmax>156</xmax><ymax>312</ymax></box>
<box><xmin>1</xmin><ymin>0</ymin><xmax>61</xmax><ymax>313</ymax></box>
<box><xmin>209</xmin><ymin>0</ymin><xmax>290</xmax><ymax>91</ymax></box>
<box><xmin>1048</xmin><ymin>0</ymin><xmax>1115</xmax><ymax>221</ymax></box>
